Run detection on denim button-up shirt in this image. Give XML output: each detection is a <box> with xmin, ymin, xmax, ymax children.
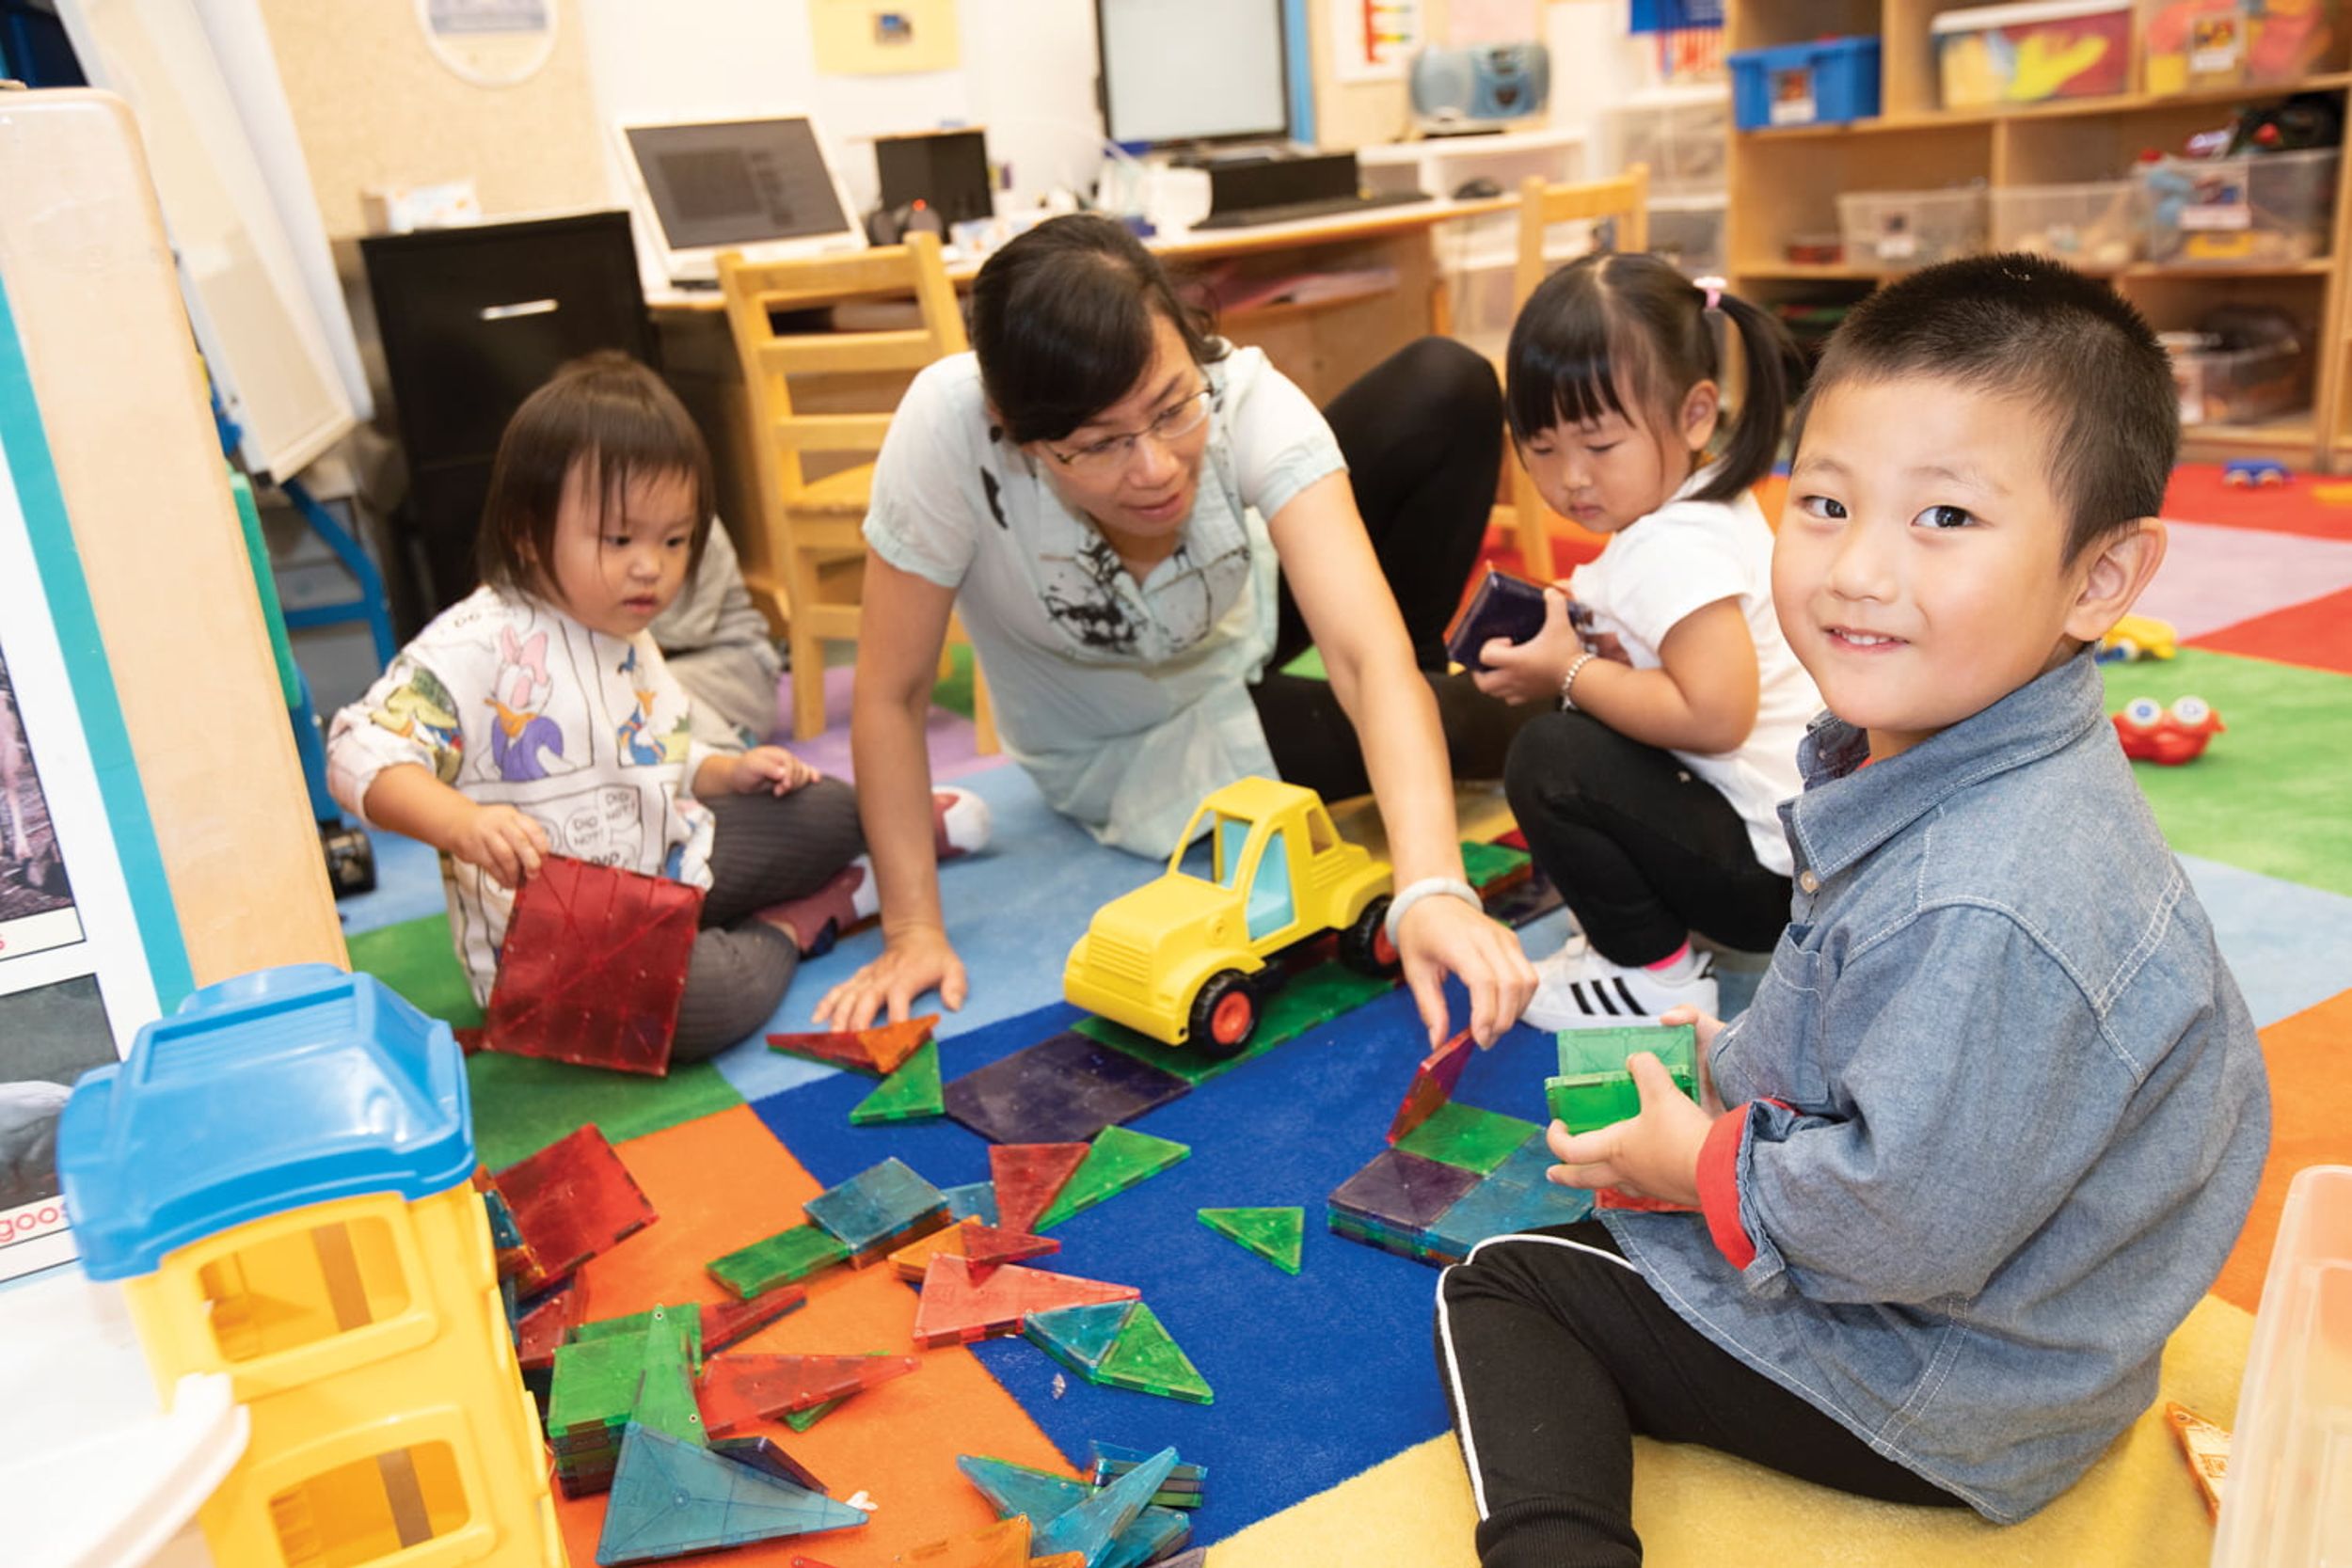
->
<box><xmin>1603</xmin><ymin>650</ymin><xmax>2270</xmax><ymax>1522</ymax></box>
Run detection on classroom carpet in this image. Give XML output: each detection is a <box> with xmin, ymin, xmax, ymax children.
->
<box><xmin>334</xmin><ymin>462</ymin><xmax>2352</xmax><ymax>1566</ymax></box>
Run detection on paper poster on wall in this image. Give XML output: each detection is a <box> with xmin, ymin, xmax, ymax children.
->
<box><xmin>0</xmin><ymin>279</ymin><xmax>192</xmax><ymax>1282</ymax></box>
<box><xmin>1447</xmin><ymin>0</ymin><xmax>1540</xmax><ymax>46</ymax></box>
<box><xmin>1330</xmin><ymin>0</ymin><xmax>1424</xmax><ymax>81</ymax></box>
<box><xmin>811</xmin><ymin>0</ymin><xmax>961</xmax><ymax>75</ymax></box>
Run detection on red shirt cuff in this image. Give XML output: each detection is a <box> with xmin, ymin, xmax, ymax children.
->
<box><xmin>1698</xmin><ymin>1104</ymin><xmax>1757</xmax><ymax>1269</ymax></box>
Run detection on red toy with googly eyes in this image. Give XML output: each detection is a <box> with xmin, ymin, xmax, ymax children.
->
<box><xmin>2112</xmin><ymin>695</ymin><xmax>2225</xmax><ymax>765</ymax></box>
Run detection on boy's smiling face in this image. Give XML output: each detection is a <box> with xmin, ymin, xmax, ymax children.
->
<box><xmin>1774</xmin><ymin>373</ymin><xmax>2162</xmax><ymax>763</ymax></box>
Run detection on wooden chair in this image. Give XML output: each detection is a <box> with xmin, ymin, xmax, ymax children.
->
<box><xmin>718</xmin><ymin>233</ymin><xmax>994</xmax><ymax>748</ymax></box>
<box><xmin>1503</xmin><ymin>165</ymin><xmax>1651</xmax><ymax>581</ymax></box>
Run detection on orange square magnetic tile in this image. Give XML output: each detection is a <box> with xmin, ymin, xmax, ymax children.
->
<box><xmin>549</xmin><ymin>1103</ymin><xmax>1074</xmax><ymax>1567</ymax></box>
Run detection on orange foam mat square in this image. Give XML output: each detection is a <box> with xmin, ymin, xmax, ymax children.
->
<box><xmin>2190</xmin><ymin>585</ymin><xmax>2352</xmax><ymax>675</ymax></box>
<box><xmin>554</xmin><ymin>1104</ymin><xmax>1077</xmax><ymax>1566</ymax></box>
<box><xmin>2211</xmin><ymin>988</ymin><xmax>2352</xmax><ymax>1314</ymax></box>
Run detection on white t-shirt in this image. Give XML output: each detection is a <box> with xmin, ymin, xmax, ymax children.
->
<box><xmin>865</xmin><ymin>344</ymin><xmax>1346</xmax><ymax>858</ymax></box>
<box><xmin>1566</xmin><ymin>469</ymin><xmax>1820</xmax><ymax>875</ymax></box>
<box><xmin>326</xmin><ymin>585</ymin><xmax>720</xmax><ymax>1002</ymax></box>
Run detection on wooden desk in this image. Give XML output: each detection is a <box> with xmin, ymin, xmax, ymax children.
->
<box><xmin>652</xmin><ymin>198</ymin><xmax>1516</xmax><ymax>547</ymax></box>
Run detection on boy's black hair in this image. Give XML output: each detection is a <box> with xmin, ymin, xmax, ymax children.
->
<box><xmin>1505</xmin><ymin>250</ymin><xmax>1803</xmax><ymax>504</ymax></box>
<box><xmin>969</xmin><ymin>213</ymin><xmax>1228</xmax><ymax>448</ymax></box>
<box><xmin>1794</xmin><ymin>253</ymin><xmax>2179</xmax><ymax>562</ymax></box>
<box><xmin>476</xmin><ymin>351</ymin><xmax>715</xmax><ymax>597</ymax></box>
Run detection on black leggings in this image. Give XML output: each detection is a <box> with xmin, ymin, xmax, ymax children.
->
<box><xmin>1248</xmin><ymin>337</ymin><xmax>1542</xmax><ymax>800</ymax></box>
<box><xmin>1437</xmin><ymin>1222</ymin><xmax>1966</xmax><ymax>1567</ymax></box>
<box><xmin>1504</xmin><ymin>709</ymin><xmax>1791</xmax><ymax>966</ymax></box>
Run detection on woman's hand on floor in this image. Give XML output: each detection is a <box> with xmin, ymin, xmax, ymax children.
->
<box><xmin>1398</xmin><ymin>893</ymin><xmax>1539</xmax><ymax>1049</ymax></box>
<box><xmin>811</xmin><ymin>923</ymin><xmax>967</xmax><ymax>1030</ymax></box>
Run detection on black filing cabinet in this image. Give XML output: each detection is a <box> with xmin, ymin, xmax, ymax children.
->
<box><xmin>360</xmin><ymin>211</ymin><xmax>654</xmax><ymax>617</ymax></box>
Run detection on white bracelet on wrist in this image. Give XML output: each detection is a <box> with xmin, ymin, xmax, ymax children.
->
<box><xmin>1558</xmin><ymin>651</ymin><xmax>1598</xmax><ymax>711</ymax></box>
<box><xmin>1384</xmin><ymin>876</ymin><xmax>1485</xmax><ymax>948</ymax></box>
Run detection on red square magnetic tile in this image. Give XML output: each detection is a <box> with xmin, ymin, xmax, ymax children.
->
<box><xmin>484</xmin><ymin>855</ymin><xmax>705</xmax><ymax>1076</ymax></box>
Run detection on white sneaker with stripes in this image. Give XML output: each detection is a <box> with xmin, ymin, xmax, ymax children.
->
<box><xmin>1520</xmin><ymin>941</ymin><xmax>1717</xmax><ymax>1031</ymax></box>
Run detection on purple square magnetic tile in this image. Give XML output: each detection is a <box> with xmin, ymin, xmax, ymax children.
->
<box><xmin>1329</xmin><ymin>1148</ymin><xmax>1482</xmax><ymax>1229</ymax></box>
<box><xmin>944</xmin><ymin>1030</ymin><xmax>1193</xmax><ymax>1145</ymax></box>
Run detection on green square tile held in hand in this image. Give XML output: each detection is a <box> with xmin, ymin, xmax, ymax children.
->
<box><xmin>1546</xmin><ymin>1022</ymin><xmax>1698</xmax><ymax>1136</ymax></box>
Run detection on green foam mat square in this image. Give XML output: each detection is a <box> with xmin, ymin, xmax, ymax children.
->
<box><xmin>2103</xmin><ymin>650</ymin><xmax>2352</xmax><ymax>896</ymax></box>
<box><xmin>465</xmin><ymin>1050</ymin><xmax>743</xmax><ymax>1174</ymax></box>
<box><xmin>347</xmin><ymin>912</ymin><xmax>482</xmax><ymax>1028</ymax></box>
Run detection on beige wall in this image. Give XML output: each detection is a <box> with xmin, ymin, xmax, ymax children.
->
<box><xmin>255</xmin><ymin>0</ymin><xmax>609</xmax><ymax>241</ymax></box>
<box><xmin>1306</xmin><ymin>0</ymin><xmax>1454</xmax><ymax>152</ymax></box>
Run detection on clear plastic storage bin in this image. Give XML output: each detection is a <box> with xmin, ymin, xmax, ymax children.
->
<box><xmin>1609</xmin><ymin>94</ymin><xmax>1729</xmax><ymax>196</ymax></box>
<box><xmin>1837</xmin><ymin>187</ymin><xmax>1988</xmax><ymax>269</ymax></box>
<box><xmin>1648</xmin><ymin>198</ymin><xmax>1726</xmax><ymax>276</ymax></box>
<box><xmin>2140</xmin><ymin>148</ymin><xmax>2338</xmax><ymax>265</ymax></box>
<box><xmin>2213</xmin><ymin>1164</ymin><xmax>2352</xmax><ymax>1566</ymax></box>
<box><xmin>1989</xmin><ymin>180</ymin><xmax>2145</xmax><ymax>265</ymax></box>
<box><xmin>2164</xmin><ymin>333</ymin><xmax>2310</xmax><ymax>424</ymax></box>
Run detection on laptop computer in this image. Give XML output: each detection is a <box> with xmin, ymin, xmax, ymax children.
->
<box><xmin>615</xmin><ymin>111</ymin><xmax>867</xmax><ymax>290</ymax></box>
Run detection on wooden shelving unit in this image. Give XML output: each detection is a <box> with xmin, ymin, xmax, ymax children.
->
<box><xmin>1725</xmin><ymin>1</ymin><xmax>2352</xmax><ymax>470</ymax></box>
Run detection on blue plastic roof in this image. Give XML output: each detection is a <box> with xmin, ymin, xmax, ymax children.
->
<box><xmin>56</xmin><ymin>965</ymin><xmax>474</xmax><ymax>1280</ymax></box>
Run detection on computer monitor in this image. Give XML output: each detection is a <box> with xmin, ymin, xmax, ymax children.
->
<box><xmin>615</xmin><ymin>112</ymin><xmax>866</xmax><ymax>286</ymax></box>
<box><xmin>1095</xmin><ymin>0</ymin><xmax>1291</xmax><ymax>149</ymax></box>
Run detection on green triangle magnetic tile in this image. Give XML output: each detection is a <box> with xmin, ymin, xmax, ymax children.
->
<box><xmin>571</xmin><ymin>1301</ymin><xmax>706</xmax><ymax>1370</ymax></box>
<box><xmin>1075</xmin><ymin>961</ymin><xmax>1392</xmax><ymax>1085</ymax></box>
<box><xmin>1092</xmin><ymin>1304</ymin><xmax>1213</xmax><ymax>1404</ymax></box>
<box><xmin>708</xmin><ymin>1224</ymin><xmax>851</xmax><ymax>1300</ymax></box>
<box><xmin>956</xmin><ymin>1452</ymin><xmax>1093</xmax><ymax>1522</ymax></box>
<box><xmin>1458</xmin><ymin>838</ymin><xmax>1533</xmax><ymax>890</ymax></box>
<box><xmin>849</xmin><ymin>1040</ymin><xmax>944</xmax><ymax>1125</ymax></box>
<box><xmin>1023</xmin><ymin>1299</ymin><xmax>1138</xmax><ymax>1375</ymax></box>
<box><xmin>1034</xmin><ymin>1446</ymin><xmax>1176</xmax><ymax>1566</ymax></box>
<box><xmin>1395</xmin><ymin>1101</ymin><xmax>1541</xmax><ymax>1175</ymax></box>
<box><xmin>780</xmin><ymin>1397</ymin><xmax>846</xmax><ymax>1433</ymax></box>
<box><xmin>1035</xmin><ymin>1127</ymin><xmax>1190</xmax><ymax>1232</ymax></box>
<box><xmin>595</xmin><ymin>1422</ymin><xmax>867</xmax><ymax>1564</ymax></box>
<box><xmin>1196</xmin><ymin>1207</ymin><xmax>1304</xmax><ymax>1274</ymax></box>
<box><xmin>628</xmin><ymin>1307</ymin><xmax>707</xmax><ymax>1446</ymax></box>
<box><xmin>1554</xmin><ymin>1022</ymin><xmax>1696</xmax><ymax>1080</ymax></box>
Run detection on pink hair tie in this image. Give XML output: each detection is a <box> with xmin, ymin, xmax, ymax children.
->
<box><xmin>1696</xmin><ymin>276</ymin><xmax>1725</xmax><ymax>312</ymax></box>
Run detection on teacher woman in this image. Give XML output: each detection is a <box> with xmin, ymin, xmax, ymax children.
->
<box><xmin>814</xmin><ymin>214</ymin><xmax>1536</xmax><ymax>1046</ymax></box>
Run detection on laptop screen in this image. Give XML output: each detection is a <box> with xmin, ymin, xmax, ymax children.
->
<box><xmin>622</xmin><ymin>118</ymin><xmax>855</xmax><ymax>252</ymax></box>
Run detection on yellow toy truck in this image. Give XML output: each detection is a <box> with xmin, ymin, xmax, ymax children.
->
<box><xmin>1064</xmin><ymin>777</ymin><xmax>1395</xmax><ymax>1057</ymax></box>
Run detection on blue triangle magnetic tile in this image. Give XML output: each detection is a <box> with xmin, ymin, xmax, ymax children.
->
<box><xmin>595</xmin><ymin>1423</ymin><xmax>867</xmax><ymax>1564</ymax></box>
<box><xmin>1034</xmin><ymin>1446</ymin><xmax>1177</xmax><ymax>1566</ymax></box>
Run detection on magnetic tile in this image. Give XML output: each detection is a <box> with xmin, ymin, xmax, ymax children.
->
<box><xmin>767</xmin><ymin>1013</ymin><xmax>938</xmax><ymax>1077</ymax></box>
<box><xmin>1196</xmin><ymin>1206</ymin><xmax>1305</xmax><ymax>1274</ymax></box>
<box><xmin>484</xmin><ymin>855</ymin><xmax>702</xmax><ymax>1076</ymax></box>
<box><xmin>850</xmin><ymin>1040</ymin><xmax>945</xmax><ymax>1124</ymax></box>
<box><xmin>891</xmin><ymin>1216</ymin><xmax>983</xmax><ymax>1281</ymax></box>
<box><xmin>570</xmin><ymin>1301</ymin><xmax>704</xmax><ymax>1371</ymax></box>
<box><xmin>956</xmin><ymin>1452</ymin><xmax>1092</xmax><ymax>1522</ymax></box>
<box><xmin>990</xmin><ymin>1143</ymin><xmax>1089</xmax><ymax>1237</ymax></box>
<box><xmin>709</xmin><ymin>1433</ymin><xmax>826</xmax><ymax>1496</ymax></box>
<box><xmin>961</xmin><ymin>1221</ymin><xmax>1059</xmax><ymax>1276</ymax></box>
<box><xmin>1035</xmin><ymin>1127</ymin><xmax>1191</xmax><ymax>1231</ymax></box>
<box><xmin>803</xmin><ymin>1156</ymin><xmax>951</xmax><ymax>1260</ymax></box>
<box><xmin>628</xmin><ymin>1307</ymin><xmax>707</xmax><ymax>1446</ymax></box>
<box><xmin>700</xmin><ymin>1286</ymin><xmax>810</xmax><ymax>1353</ymax></box>
<box><xmin>1385</xmin><ymin>1030</ymin><xmax>1474</xmax><ymax>1145</ymax></box>
<box><xmin>488</xmin><ymin>1125</ymin><xmax>660</xmax><ymax>1293</ymax></box>
<box><xmin>941</xmin><ymin>1180</ymin><xmax>1001</xmax><ymax>1225</ymax></box>
<box><xmin>698</xmin><ymin>1352</ymin><xmax>920</xmax><ymax>1435</ymax></box>
<box><xmin>944</xmin><ymin>1031</ymin><xmax>1193</xmax><ymax>1145</ymax></box>
<box><xmin>707</xmin><ymin>1223</ymin><xmax>850</xmax><ymax>1300</ymax></box>
<box><xmin>596</xmin><ymin>1422</ymin><xmax>868</xmax><ymax>1564</ymax></box>
<box><xmin>1022</xmin><ymin>1299</ymin><xmax>1136</xmax><ymax>1376</ymax></box>
<box><xmin>1394</xmin><ymin>1101</ymin><xmax>1540</xmax><ymax>1175</ymax></box>
<box><xmin>1458</xmin><ymin>839</ymin><xmax>1533</xmax><ymax>891</ymax></box>
<box><xmin>1033</xmin><ymin>1447</ymin><xmax>1176</xmax><ymax>1564</ymax></box>
<box><xmin>893</xmin><ymin>1515</ymin><xmax>1032</xmax><ymax>1568</ymax></box>
<box><xmin>1328</xmin><ymin>1148</ymin><xmax>1482</xmax><ymax>1229</ymax></box>
<box><xmin>1555</xmin><ymin>1022</ymin><xmax>1697</xmax><ymax>1080</ymax></box>
<box><xmin>1091</xmin><ymin>1305</ymin><xmax>1213</xmax><ymax>1404</ymax></box>
<box><xmin>513</xmin><ymin>1276</ymin><xmax>587</xmax><ymax>1372</ymax></box>
<box><xmin>911</xmin><ymin>1253</ymin><xmax>1141</xmax><ymax>1348</ymax></box>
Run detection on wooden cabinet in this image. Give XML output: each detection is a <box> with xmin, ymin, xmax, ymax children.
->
<box><xmin>1725</xmin><ymin>0</ymin><xmax>2352</xmax><ymax>469</ymax></box>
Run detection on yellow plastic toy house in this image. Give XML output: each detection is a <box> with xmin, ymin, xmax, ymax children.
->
<box><xmin>56</xmin><ymin>964</ymin><xmax>564</xmax><ymax>1568</ymax></box>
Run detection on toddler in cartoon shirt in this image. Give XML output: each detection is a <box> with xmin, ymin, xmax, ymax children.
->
<box><xmin>329</xmin><ymin>354</ymin><xmax>986</xmax><ymax>1060</ymax></box>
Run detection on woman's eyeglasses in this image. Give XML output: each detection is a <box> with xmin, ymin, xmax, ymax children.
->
<box><xmin>1047</xmin><ymin>388</ymin><xmax>1214</xmax><ymax>476</ymax></box>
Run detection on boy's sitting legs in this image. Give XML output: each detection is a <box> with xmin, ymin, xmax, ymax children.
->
<box><xmin>1438</xmin><ymin>1222</ymin><xmax>1964</xmax><ymax>1568</ymax></box>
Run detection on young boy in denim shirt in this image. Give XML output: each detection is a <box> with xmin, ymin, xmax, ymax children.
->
<box><xmin>1437</xmin><ymin>255</ymin><xmax>2271</xmax><ymax>1565</ymax></box>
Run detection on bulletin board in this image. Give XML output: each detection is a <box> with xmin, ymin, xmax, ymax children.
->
<box><xmin>0</xmin><ymin>276</ymin><xmax>193</xmax><ymax>1281</ymax></box>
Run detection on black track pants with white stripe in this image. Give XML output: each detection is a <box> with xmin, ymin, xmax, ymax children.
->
<box><xmin>1434</xmin><ymin>1222</ymin><xmax>1965</xmax><ymax>1567</ymax></box>
<box><xmin>1503</xmin><ymin>709</ymin><xmax>1794</xmax><ymax>967</ymax></box>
